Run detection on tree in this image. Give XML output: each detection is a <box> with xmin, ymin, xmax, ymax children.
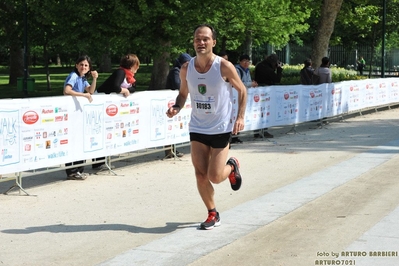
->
<box><xmin>0</xmin><ymin>1</ymin><xmax>25</xmax><ymax>85</ymax></box>
<box><xmin>311</xmin><ymin>0</ymin><xmax>344</xmax><ymax>69</ymax></box>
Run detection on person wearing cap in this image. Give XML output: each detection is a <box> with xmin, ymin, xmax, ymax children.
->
<box><xmin>164</xmin><ymin>53</ymin><xmax>192</xmax><ymax>158</ymax></box>
<box><xmin>165</xmin><ymin>53</ymin><xmax>192</xmax><ymax>91</ymax></box>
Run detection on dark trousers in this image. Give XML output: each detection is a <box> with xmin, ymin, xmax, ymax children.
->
<box><xmin>65</xmin><ymin>160</ymin><xmax>85</xmax><ymax>176</ymax></box>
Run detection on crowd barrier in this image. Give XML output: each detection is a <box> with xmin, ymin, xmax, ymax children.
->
<box><xmin>1</xmin><ymin>78</ymin><xmax>399</xmax><ymax>194</ymax></box>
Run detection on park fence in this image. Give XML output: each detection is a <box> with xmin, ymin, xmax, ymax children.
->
<box><xmin>252</xmin><ymin>43</ymin><xmax>399</xmax><ymax>73</ymax></box>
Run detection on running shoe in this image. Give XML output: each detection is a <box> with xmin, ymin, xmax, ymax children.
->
<box><xmin>227</xmin><ymin>157</ymin><xmax>242</xmax><ymax>191</ymax></box>
<box><xmin>199</xmin><ymin>211</ymin><xmax>221</xmax><ymax>230</ymax></box>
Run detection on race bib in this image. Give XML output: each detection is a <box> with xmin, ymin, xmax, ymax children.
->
<box><xmin>193</xmin><ymin>95</ymin><xmax>215</xmax><ymax>114</ymax></box>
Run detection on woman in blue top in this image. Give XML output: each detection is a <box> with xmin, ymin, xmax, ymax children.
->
<box><xmin>64</xmin><ymin>55</ymin><xmax>98</xmax><ymax>180</ymax></box>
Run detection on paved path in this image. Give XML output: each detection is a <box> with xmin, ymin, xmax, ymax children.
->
<box><xmin>1</xmin><ymin>107</ymin><xmax>399</xmax><ymax>266</ymax></box>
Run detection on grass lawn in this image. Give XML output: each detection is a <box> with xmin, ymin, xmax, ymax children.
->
<box><xmin>0</xmin><ymin>65</ymin><xmax>153</xmax><ymax>99</ymax></box>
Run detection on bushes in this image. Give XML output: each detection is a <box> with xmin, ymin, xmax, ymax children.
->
<box><xmin>279</xmin><ymin>65</ymin><xmax>366</xmax><ymax>85</ymax></box>
<box><xmin>248</xmin><ymin>64</ymin><xmax>367</xmax><ymax>85</ymax></box>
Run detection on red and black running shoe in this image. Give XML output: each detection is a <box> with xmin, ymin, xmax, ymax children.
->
<box><xmin>227</xmin><ymin>157</ymin><xmax>242</xmax><ymax>191</ymax></box>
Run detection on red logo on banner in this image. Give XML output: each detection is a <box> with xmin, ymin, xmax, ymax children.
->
<box><xmin>106</xmin><ymin>105</ymin><xmax>118</xmax><ymax>116</ymax></box>
<box><xmin>254</xmin><ymin>94</ymin><xmax>260</xmax><ymax>102</ymax></box>
<box><xmin>22</xmin><ymin>111</ymin><xmax>39</xmax><ymax>124</ymax></box>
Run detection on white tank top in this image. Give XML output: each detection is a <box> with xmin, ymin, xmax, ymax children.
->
<box><xmin>186</xmin><ymin>56</ymin><xmax>234</xmax><ymax>134</ymax></box>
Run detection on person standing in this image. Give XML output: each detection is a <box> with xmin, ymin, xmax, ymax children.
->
<box><xmin>254</xmin><ymin>54</ymin><xmax>283</xmax><ymax>86</ymax></box>
<box><xmin>63</xmin><ymin>55</ymin><xmax>98</xmax><ymax>180</ymax></box>
<box><xmin>314</xmin><ymin>56</ymin><xmax>332</xmax><ymax>84</ymax></box>
<box><xmin>314</xmin><ymin>56</ymin><xmax>332</xmax><ymax>126</ymax></box>
<box><xmin>357</xmin><ymin>56</ymin><xmax>366</xmax><ymax>75</ymax></box>
<box><xmin>231</xmin><ymin>54</ymin><xmax>258</xmax><ymax>144</ymax></box>
<box><xmin>94</xmin><ymin>54</ymin><xmax>140</xmax><ymax>170</ymax></box>
<box><xmin>253</xmin><ymin>54</ymin><xmax>283</xmax><ymax>138</ymax></box>
<box><xmin>166</xmin><ymin>24</ymin><xmax>247</xmax><ymax>230</ymax></box>
<box><xmin>163</xmin><ymin>53</ymin><xmax>192</xmax><ymax>158</ymax></box>
<box><xmin>300</xmin><ymin>58</ymin><xmax>314</xmax><ymax>85</ymax></box>
<box><xmin>236</xmin><ymin>54</ymin><xmax>258</xmax><ymax>89</ymax></box>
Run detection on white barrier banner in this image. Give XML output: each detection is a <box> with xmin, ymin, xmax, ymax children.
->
<box><xmin>1</xmin><ymin>78</ymin><xmax>398</xmax><ymax>175</ymax></box>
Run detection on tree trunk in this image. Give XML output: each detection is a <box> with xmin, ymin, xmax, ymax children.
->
<box><xmin>311</xmin><ymin>0</ymin><xmax>343</xmax><ymax>69</ymax></box>
<box><xmin>9</xmin><ymin>44</ymin><xmax>24</xmax><ymax>85</ymax></box>
<box><xmin>243</xmin><ymin>32</ymin><xmax>253</xmax><ymax>60</ymax></box>
<box><xmin>56</xmin><ymin>54</ymin><xmax>61</xmax><ymax>65</ymax></box>
<box><xmin>98</xmin><ymin>53</ymin><xmax>112</xmax><ymax>73</ymax></box>
<box><xmin>148</xmin><ymin>51</ymin><xmax>170</xmax><ymax>90</ymax></box>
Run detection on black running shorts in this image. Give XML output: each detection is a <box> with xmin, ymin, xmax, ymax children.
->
<box><xmin>189</xmin><ymin>132</ymin><xmax>232</xmax><ymax>149</ymax></box>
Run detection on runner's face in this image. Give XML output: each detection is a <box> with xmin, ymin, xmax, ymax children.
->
<box><xmin>193</xmin><ymin>27</ymin><xmax>216</xmax><ymax>55</ymax></box>
<box><xmin>76</xmin><ymin>60</ymin><xmax>90</xmax><ymax>76</ymax></box>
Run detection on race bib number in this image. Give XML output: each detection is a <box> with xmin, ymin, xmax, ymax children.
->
<box><xmin>193</xmin><ymin>95</ymin><xmax>215</xmax><ymax>114</ymax></box>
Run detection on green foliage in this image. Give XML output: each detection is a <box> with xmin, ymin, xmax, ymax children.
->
<box><xmin>278</xmin><ymin>65</ymin><xmax>367</xmax><ymax>85</ymax></box>
<box><xmin>1</xmin><ymin>0</ymin><xmax>399</xmax><ymax>89</ymax></box>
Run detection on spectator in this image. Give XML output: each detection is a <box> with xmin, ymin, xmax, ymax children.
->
<box><xmin>300</xmin><ymin>58</ymin><xmax>314</xmax><ymax>85</ymax></box>
<box><xmin>236</xmin><ymin>54</ymin><xmax>258</xmax><ymax>88</ymax></box>
<box><xmin>314</xmin><ymin>57</ymin><xmax>332</xmax><ymax>126</ymax></box>
<box><xmin>97</xmin><ymin>54</ymin><xmax>139</xmax><ymax>96</ymax></box>
<box><xmin>218</xmin><ymin>51</ymin><xmax>228</xmax><ymax>60</ymax></box>
<box><xmin>357</xmin><ymin>56</ymin><xmax>366</xmax><ymax>75</ymax></box>
<box><xmin>231</xmin><ymin>54</ymin><xmax>258</xmax><ymax>144</ymax></box>
<box><xmin>164</xmin><ymin>53</ymin><xmax>192</xmax><ymax>158</ymax></box>
<box><xmin>165</xmin><ymin>53</ymin><xmax>192</xmax><ymax>91</ymax></box>
<box><xmin>63</xmin><ymin>55</ymin><xmax>98</xmax><ymax>180</ymax></box>
<box><xmin>254</xmin><ymin>54</ymin><xmax>283</xmax><ymax>86</ymax></box>
<box><xmin>253</xmin><ymin>54</ymin><xmax>283</xmax><ymax>138</ymax></box>
<box><xmin>94</xmin><ymin>54</ymin><xmax>140</xmax><ymax>170</ymax></box>
<box><xmin>166</xmin><ymin>24</ymin><xmax>247</xmax><ymax>230</ymax></box>
<box><xmin>314</xmin><ymin>57</ymin><xmax>332</xmax><ymax>84</ymax></box>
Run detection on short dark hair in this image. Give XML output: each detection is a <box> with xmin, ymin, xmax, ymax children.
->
<box><xmin>321</xmin><ymin>57</ymin><xmax>330</xmax><ymax>65</ymax></box>
<box><xmin>239</xmin><ymin>54</ymin><xmax>250</xmax><ymax>61</ymax></box>
<box><xmin>194</xmin><ymin>24</ymin><xmax>217</xmax><ymax>40</ymax></box>
<box><xmin>304</xmin><ymin>58</ymin><xmax>312</xmax><ymax>67</ymax></box>
<box><xmin>218</xmin><ymin>51</ymin><xmax>228</xmax><ymax>57</ymax></box>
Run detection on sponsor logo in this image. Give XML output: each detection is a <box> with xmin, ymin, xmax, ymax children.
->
<box><xmin>42</xmin><ymin>109</ymin><xmax>54</xmax><ymax>114</ymax></box>
<box><xmin>106</xmin><ymin>105</ymin><xmax>118</xmax><ymax>116</ymax></box>
<box><xmin>22</xmin><ymin>111</ymin><xmax>39</xmax><ymax>124</ymax></box>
